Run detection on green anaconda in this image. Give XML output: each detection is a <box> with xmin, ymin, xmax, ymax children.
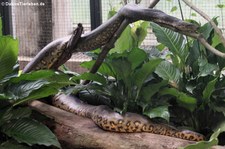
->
<box><xmin>23</xmin><ymin>4</ymin><xmax>204</xmax><ymax>141</ymax></box>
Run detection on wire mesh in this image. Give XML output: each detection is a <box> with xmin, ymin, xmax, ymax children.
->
<box><xmin>9</xmin><ymin>0</ymin><xmax>225</xmax><ymax>72</ymax></box>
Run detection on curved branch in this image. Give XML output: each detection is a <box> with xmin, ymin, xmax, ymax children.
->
<box><xmin>188</xmin><ymin>33</ymin><xmax>225</xmax><ymax>58</ymax></box>
<box><xmin>74</xmin><ymin>4</ymin><xmax>198</xmax><ymax>53</ymax></box>
<box><xmin>198</xmin><ymin>36</ymin><xmax>225</xmax><ymax>58</ymax></box>
<box><xmin>182</xmin><ymin>0</ymin><xmax>225</xmax><ymax>49</ymax></box>
<box><xmin>148</xmin><ymin>0</ymin><xmax>160</xmax><ymax>8</ymax></box>
<box><xmin>84</xmin><ymin>1</ymin><xmax>162</xmax><ymax>81</ymax></box>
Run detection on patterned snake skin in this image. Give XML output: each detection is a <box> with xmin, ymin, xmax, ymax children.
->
<box><xmin>23</xmin><ymin>4</ymin><xmax>204</xmax><ymax>141</ymax></box>
<box><xmin>52</xmin><ymin>94</ymin><xmax>204</xmax><ymax>141</ymax></box>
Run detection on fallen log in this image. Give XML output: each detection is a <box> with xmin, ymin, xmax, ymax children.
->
<box><xmin>29</xmin><ymin>100</ymin><xmax>222</xmax><ymax>149</ymax></box>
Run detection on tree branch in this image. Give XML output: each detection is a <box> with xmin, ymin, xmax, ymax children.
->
<box><xmin>28</xmin><ymin>100</ymin><xmax>195</xmax><ymax>149</ymax></box>
<box><xmin>182</xmin><ymin>0</ymin><xmax>225</xmax><ymax>49</ymax></box>
<box><xmin>29</xmin><ymin>100</ymin><xmax>224</xmax><ymax>149</ymax></box>
<box><xmin>82</xmin><ymin>19</ymin><xmax>129</xmax><ymax>85</ymax></box>
<box><xmin>187</xmin><ymin>33</ymin><xmax>225</xmax><ymax>58</ymax></box>
<box><xmin>149</xmin><ymin>0</ymin><xmax>160</xmax><ymax>8</ymax></box>
<box><xmin>85</xmin><ymin>1</ymin><xmax>162</xmax><ymax>81</ymax></box>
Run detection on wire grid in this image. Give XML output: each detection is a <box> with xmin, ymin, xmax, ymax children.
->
<box><xmin>101</xmin><ymin>0</ymin><xmax>225</xmax><ymax>47</ymax></box>
<box><xmin>12</xmin><ymin>0</ymin><xmax>52</xmax><ymax>57</ymax></box>
<box><xmin>72</xmin><ymin>0</ymin><xmax>91</xmax><ymax>32</ymax></box>
<box><xmin>11</xmin><ymin>0</ymin><xmax>225</xmax><ymax>71</ymax></box>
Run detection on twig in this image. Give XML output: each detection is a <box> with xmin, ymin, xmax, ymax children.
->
<box><xmin>82</xmin><ymin>19</ymin><xmax>130</xmax><ymax>85</ymax></box>
<box><xmin>148</xmin><ymin>0</ymin><xmax>160</xmax><ymax>8</ymax></box>
<box><xmin>197</xmin><ymin>36</ymin><xmax>225</xmax><ymax>58</ymax></box>
<box><xmin>182</xmin><ymin>0</ymin><xmax>225</xmax><ymax>49</ymax></box>
<box><xmin>85</xmin><ymin>1</ymin><xmax>161</xmax><ymax>84</ymax></box>
<box><xmin>187</xmin><ymin>33</ymin><xmax>225</xmax><ymax>58</ymax></box>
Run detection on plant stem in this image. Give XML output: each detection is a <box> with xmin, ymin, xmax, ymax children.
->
<box><xmin>148</xmin><ymin>0</ymin><xmax>160</xmax><ymax>8</ymax></box>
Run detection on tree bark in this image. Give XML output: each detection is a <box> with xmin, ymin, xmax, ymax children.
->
<box><xmin>29</xmin><ymin>100</ymin><xmax>222</xmax><ymax>149</ymax></box>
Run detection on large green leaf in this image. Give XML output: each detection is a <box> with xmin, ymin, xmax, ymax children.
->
<box><xmin>0</xmin><ymin>73</ymin><xmax>19</xmax><ymax>84</ymax></box>
<box><xmin>0</xmin><ymin>71</ymin><xmax>71</xmax><ymax>100</ymax></box>
<box><xmin>0</xmin><ymin>36</ymin><xmax>18</xmax><ymax>80</ymax></box>
<box><xmin>198</xmin><ymin>18</ymin><xmax>216</xmax><ymax>39</ymax></box>
<box><xmin>216</xmin><ymin>44</ymin><xmax>225</xmax><ymax>69</ymax></box>
<box><xmin>110</xmin><ymin>26</ymin><xmax>134</xmax><ymax>53</ymax></box>
<box><xmin>72</xmin><ymin>72</ymin><xmax>107</xmax><ymax>85</ymax></box>
<box><xmin>0</xmin><ymin>140</ymin><xmax>31</xmax><ymax>149</ymax></box>
<box><xmin>155</xmin><ymin>61</ymin><xmax>180</xmax><ymax>86</ymax></box>
<box><xmin>7</xmin><ymin>70</ymin><xmax>72</xmax><ymax>87</ymax></box>
<box><xmin>1</xmin><ymin>118</ymin><xmax>61</xmax><ymax>148</ymax></box>
<box><xmin>2</xmin><ymin>71</ymin><xmax>72</xmax><ymax>102</ymax></box>
<box><xmin>212</xmin><ymin>33</ymin><xmax>221</xmax><ymax>48</ymax></box>
<box><xmin>107</xmin><ymin>8</ymin><xmax>117</xmax><ymax>19</ymax></box>
<box><xmin>202</xmin><ymin>77</ymin><xmax>218</xmax><ymax>103</ymax></box>
<box><xmin>180</xmin><ymin>139</ymin><xmax>218</xmax><ymax>149</ymax></box>
<box><xmin>144</xmin><ymin>105</ymin><xmax>170</xmax><ymax>122</ymax></box>
<box><xmin>109</xmin><ymin>57</ymin><xmax>132</xmax><ymax>87</ymax></box>
<box><xmin>80</xmin><ymin>60</ymin><xmax>114</xmax><ymax>77</ymax></box>
<box><xmin>134</xmin><ymin>58</ymin><xmax>162</xmax><ymax>90</ymax></box>
<box><xmin>13</xmin><ymin>85</ymin><xmax>59</xmax><ymax>106</ymax></box>
<box><xmin>0</xmin><ymin>16</ymin><xmax>2</xmax><ymax>36</ymax></box>
<box><xmin>186</xmin><ymin>40</ymin><xmax>201</xmax><ymax>76</ymax></box>
<box><xmin>180</xmin><ymin>128</ymin><xmax>223</xmax><ymax>149</ymax></box>
<box><xmin>0</xmin><ymin>107</ymin><xmax>31</xmax><ymax>126</ymax></box>
<box><xmin>9</xmin><ymin>70</ymin><xmax>58</xmax><ymax>83</ymax></box>
<box><xmin>131</xmin><ymin>21</ymin><xmax>149</xmax><ymax>46</ymax></box>
<box><xmin>5</xmin><ymin>79</ymin><xmax>50</xmax><ymax>100</ymax></box>
<box><xmin>198</xmin><ymin>57</ymin><xmax>219</xmax><ymax>77</ymax></box>
<box><xmin>140</xmin><ymin>80</ymin><xmax>168</xmax><ymax>103</ymax></box>
<box><xmin>151</xmin><ymin>22</ymin><xmax>187</xmax><ymax>65</ymax></box>
<box><xmin>159</xmin><ymin>87</ymin><xmax>197</xmax><ymax>111</ymax></box>
<box><xmin>127</xmin><ymin>47</ymin><xmax>147</xmax><ymax>70</ymax></box>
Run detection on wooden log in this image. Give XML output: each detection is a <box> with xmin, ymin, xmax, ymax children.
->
<box><xmin>29</xmin><ymin>100</ymin><xmax>220</xmax><ymax>149</ymax></box>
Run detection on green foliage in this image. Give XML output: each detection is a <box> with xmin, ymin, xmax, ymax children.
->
<box><xmin>131</xmin><ymin>21</ymin><xmax>149</xmax><ymax>47</ymax></box>
<box><xmin>134</xmin><ymin>58</ymin><xmax>162</xmax><ymax>90</ymax></box>
<box><xmin>72</xmin><ymin>72</ymin><xmax>107</xmax><ymax>85</ymax></box>
<box><xmin>180</xmin><ymin>128</ymin><xmax>224</xmax><ymax>149</ymax></box>
<box><xmin>0</xmin><ymin>70</ymin><xmax>72</xmax><ymax>105</ymax></box>
<box><xmin>110</xmin><ymin>20</ymin><xmax>149</xmax><ymax>53</ymax></box>
<box><xmin>151</xmin><ymin>22</ymin><xmax>187</xmax><ymax>69</ymax></box>
<box><xmin>155</xmin><ymin>61</ymin><xmax>181</xmax><ymax>87</ymax></box>
<box><xmin>1</xmin><ymin>140</ymin><xmax>32</xmax><ymax>149</ymax></box>
<box><xmin>80</xmin><ymin>48</ymin><xmax>165</xmax><ymax>116</ymax></box>
<box><xmin>0</xmin><ymin>36</ymin><xmax>18</xmax><ymax>80</ymax></box>
<box><xmin>0</xmin><ymin>102</ymin><xmax>62</xmax><ymax>147</ymax></box>
<box><xmin>0</xmin><ymin>16</ymin><xmax>2</xmax><ymax>36</ymax></box>
<box><xmin>110</xmin><ymin>26</ymin><xmax>134</xmax><ymax>53</ymax></box>
<box><xmin>2</xmin><ymin>118</ymin><xmax>60</xmax><ymax>147</ymax></box>
<box><xmin>191</xmin><ymin>13</ymin><xmax>197</xmax><ymax>17</ymax></box>
<box><xmin>216</xmin><ymin>4</ymin><xmax>225</xmax><ymax>9</ymax></box>
<box><xmin>144</xmin><ymin>105</ymin><xmax>170</xmax><ymax>122</ymax></box>
<box><xmin>76</xmin><ymin>15</ymin><xmax>225</xmax><ymax>147</ymax></box>
<box><xmin>170</xmin><ymin>6</ymin><xmax>178</xmax><ymax>12</ymax></box>
<box><xmin>151</xmin><ymin>17</ymin><xmax>225</xmax><ymax>147</ymax></box>
<box><xmin>0</xmin><ymin>107</ymin><xmax>61</xmax><ymax>148</ymax></box>
<box><xmin>0</xmin><ymin>35</ymin><xmax>69</xmax><ymax>148</ymax></box>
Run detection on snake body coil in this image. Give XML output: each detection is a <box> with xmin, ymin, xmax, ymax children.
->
<box><xmin>52</xmin><ymin>94</ymin><xmax>204</xmax><ymax>141</ymax></box>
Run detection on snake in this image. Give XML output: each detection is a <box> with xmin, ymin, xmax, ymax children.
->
<box><xmin>52</xmin><ymin>94</ymin><xmax>204</xmax><ymax>141</ymax></box>
<box><xmin>23</xmin><ymin>4</ymin><xmax>204</xmax><ymax>141</ymax></box>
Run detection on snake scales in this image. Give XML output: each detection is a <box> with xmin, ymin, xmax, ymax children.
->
<box><xmin>23</xmin><ymin>4</ymin><xmax>204</xmax><ymax>141</ymax></box>
<box><xmin>52</xmin><ymin>94</ymin><xmax>204</xmax><ymax>141</ymax></box>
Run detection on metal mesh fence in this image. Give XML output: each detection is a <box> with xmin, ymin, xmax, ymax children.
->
<box><xmin>8</xmin><ymin>0</ymin><xmax>225</xmax><ymax>72</ymax></box>
<box><xmin>101</xmin><ymin>0</ymin><xmax>225</xmax><ymax>46</ymax></box>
